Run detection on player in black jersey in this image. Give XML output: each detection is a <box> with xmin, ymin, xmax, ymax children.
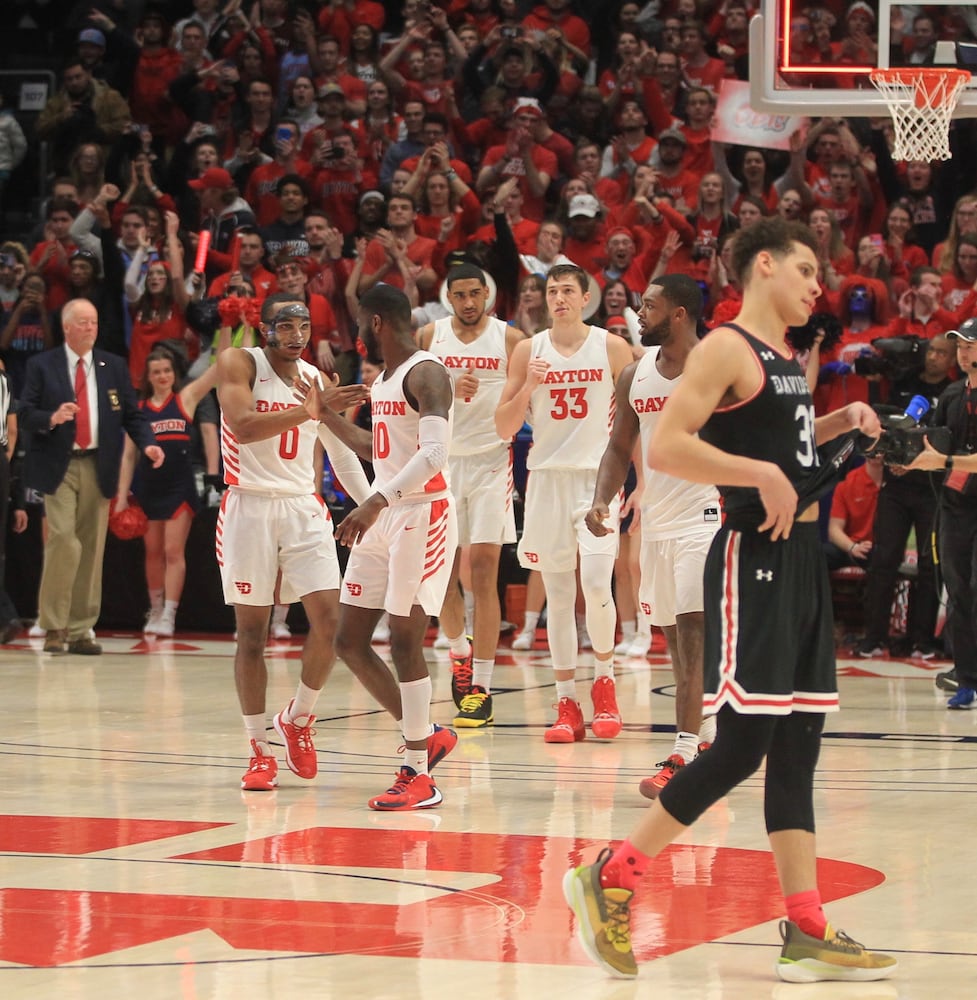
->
<box><xmin>563</xmin><ymin>218</ymin><xmax>897</xmax><ymax>983</ymax></box>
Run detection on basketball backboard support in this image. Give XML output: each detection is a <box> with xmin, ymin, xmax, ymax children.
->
<box><xmin>749</xmin><ymin>1</ymin><xmax>977</xmax><ymax>117</ymax></box>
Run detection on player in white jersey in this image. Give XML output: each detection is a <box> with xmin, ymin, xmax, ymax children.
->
<box><xmin>217</xmin><ymin>295</ymin><xmax>372</xmax><ymax>792</ymax></box>
<box><xmin>496</xmin><ymin>264</ymin><xmax>634</xmax><ymax>743</ymax></box>
<box><xmin>418</xmin><ymin>264</ymin><xmax>525</xmax><ymax>728</ymax></box>
<box><xmin>299</xmin><ymin>284</ymin><xmax>459</xmax><ymax>811</ymax></box>
<box><xmin>586</xmin><ymin>275</ymin><xmax>721</xmax><ymax>799</ymax></box>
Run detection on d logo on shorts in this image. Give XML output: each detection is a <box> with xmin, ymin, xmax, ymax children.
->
<box><xmin>235</xmin><ymin>581</ymin><xmax>252</xmax><ymax>595</ymax></box>
<box><xmin>345</xmin><ymin>582</ymin><xmax>363</xmax><ymax>596</ymax></box>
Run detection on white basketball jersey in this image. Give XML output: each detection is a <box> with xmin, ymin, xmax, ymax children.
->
<box><xmin>371</xmin><ymin>350</ymin><xmax>453</xmax><ymax>504</ymax></box>
<box><xmin>630</xmin><ymin>347</ymin><xmax>721</xmax><ymax>540</ymax></box>
<box><xmin>429</xmin><ymin>315</ymin><xmax>509</xmax><ymax>455</ymax></box>
<box><xmin>526</xmin><ymin>326</ymin><xmax>615</xmax><ymax>471</ymax></box>
<box><xmin>222</xmin><ymin>348</ymin><xmax>319</xmax><ymax>497</ymax></box>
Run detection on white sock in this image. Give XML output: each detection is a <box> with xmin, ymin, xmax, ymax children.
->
<box><xmin>149</xmin><ymin>589</ymin><xmax>164</xmax><ymax>612</ymax></box>
<box><xmin>288</xmin><ymin>680</ymin><xmax>319</xmax><ymax>722</ymax></box>
<box><xmin>272</xmin><ymin>604</ymin><xmax>288</xmax><ymax>627</ymax></box>
<box><xmin>404</xmin><ymin>746</ymin><xmax>428</xmax><ymax>776</ymax></box>
<box><xmin>244</xmin><ymin>713</ymin><xmax>268</xmax><ymax>750</ymax></box>
<box><xmin>555</xmin><ymin>678</ymin><xmax>576</xmax><ymax>701</ymax></box>
<box><xmin>593</xmin><ymin>655</ymin><xmax>614</xmax><ymax>681</ymax></box>
<box><xmin>619</xmin><ymin>618</ymin><xmax>636</xmax><ymax>640</ymax></box>
<box><xmin>163</xmin><ymin>599</ymin><xmax>178</xmax><ymax>616</ymax></box>
<box><xmin>674</xmin><ymin>731</ymin><xmax>699</xmax><ymax>763</ymax></box>
<box><xmin>472</xmin><ymin>658</ymin><xmax>493</xmax><ymax>691</ymax></box>
<box><xmin>699</xmin><ymin>714</ymin><xmax>717</xmax><ymax>745</ymax></box>
<box><xmin>522</xmin><ymin>610</ymin><xmax>540</xmax><ymax>633</ymax></box>
<box><xmin>400</xmin><ymin>673</ymin><xmax>432</xmax><ymax>732</ymax></box>
<box><xmin>447</xmin><ymin>631</ymin><xmax>471</xmax><ymax>657</ymax></box>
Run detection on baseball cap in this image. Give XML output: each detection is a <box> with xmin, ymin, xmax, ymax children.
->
<box><xmin>188</xmin><ymin>167</ymin><xmax>233</xmax><ymax>191</ymax></box>
<box><xmin>946</xmin><ymin>318</ymin><xmax>977</xmax><ymax>342</ymax></box>
<box><xmin>658</xmin><ymin>127</ymin><xmax>687</xmax><ymax>145</ymax></box>
<box><xmin>317</xmin><ymin>82</ymin><xmax>345</xmax><ymax>99</ymax></box>
<box><xmin>605</xmin><ymin>315</ymin><xmax>627</xmax><ymax>327</ymax></box>
<box><xmin>568</xmin><ymin>194</ymin><xmax>600</xmax><ymax>218</ymax></box>
<box><xmin>78</xmin><ymin>28</ymin><xmax>106</xmax><ymax>47</ymax></box>
<box><xmin>359</xmin><ymin>190</ymin><xmax>385</xmax><ymax>207</ymax></box>
<box><xmin>512</xmin><ymin>97</ymin><xmax>543</xmax><ymax>119</ymax></box>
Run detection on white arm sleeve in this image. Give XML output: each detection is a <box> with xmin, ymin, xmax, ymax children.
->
<box><xmin>376</xmin><ymin>414</ymin><xmax>450</xmax><ymax>505</ymax></box>
<box><xmin>315</xmin><ymin>423</ymin><xmax>372</xmax><ymax>505</ymax></box>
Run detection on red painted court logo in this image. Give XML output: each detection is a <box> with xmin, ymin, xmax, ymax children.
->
<box><xmin>0</xmin><ymin>816</ymin><xmax>888</xmax><ymax>968</ymax></box>
<box><xmin>345</xmin><ymin>582</ymin><xmax>362</xmax><ymax>596</ymax></box>
<box><xmin>524</xmin><ymin>552</ymin><xmax>539</xmax><ymax>563</ymax></box>
<box><xmin>234</xmin><ymin>581</ymin><xmax>252</xmax><ymax>595</ymax></box>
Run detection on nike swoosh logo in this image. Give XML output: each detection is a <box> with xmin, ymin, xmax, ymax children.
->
<box><xmin>636</xmin><ymin>376</ymin><xmax>649</xmax><ymax>383</ymax></box>
<box><xmin>404</xmin><ymin>526</ymin><xmax>417</xmax><ymax>531</ymax></box>
<box><xmin>259</xmin><ymin>377</ymin><xmax>271</xmax><ymax>382</ymax></box>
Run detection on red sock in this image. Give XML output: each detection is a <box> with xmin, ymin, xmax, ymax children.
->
<box><xmin>785</xmin><ymin>889</ymin><xmax>828</xmax><ymax>939</ymax></box>
<box><xmin>599</xmin><ymin>840</ymin><xmax>650</xmax><ymax>892</ymax></box>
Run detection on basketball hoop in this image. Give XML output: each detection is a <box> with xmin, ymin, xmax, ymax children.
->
<box><xmin>869</xmin><ymin>67</ymin><xmax>970</xmax><ymax>161</ymax></box>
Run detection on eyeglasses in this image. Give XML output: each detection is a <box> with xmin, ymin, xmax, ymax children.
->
<box><xmin>277</xmin><ymin>264</ymin><xmax>302</xmax><ymax>276</ymax></box>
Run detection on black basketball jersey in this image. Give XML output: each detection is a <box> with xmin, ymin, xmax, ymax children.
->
<box><xmin>699</xmin><ymin>323</ymin><xmax>818</xmax><ymax>528</ymax></box>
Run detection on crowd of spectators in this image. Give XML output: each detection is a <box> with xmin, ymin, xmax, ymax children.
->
<box><xmin>2</xmin><ymin>0</ymin><xmax>977</xmax><ymax>648</ymax></box>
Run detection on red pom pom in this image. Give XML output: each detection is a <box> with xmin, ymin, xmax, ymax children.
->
<box><xmin>108</xmin><ymin>495</ymin><xmax>149</xmax><ymax>540</ymax></box>
<box><xmin>243</xmin><ymin>299</ymin><xmax>263</xmax><ymax>328</ymax></box>
<box><xmin>218</xmin><ymin>295</ymin><xmax>244</xmax><ymax>326</ymax></box>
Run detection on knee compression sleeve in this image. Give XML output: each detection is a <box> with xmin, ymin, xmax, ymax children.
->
<box><xmin>579</xmin><ymin>552</ymin><xmax>617</xmax><ymax>654</ymax></box>
<box><xmin>542</xmin><ymin>569</ymin><xmax>577</xmax><ymax>670</ymax></box>
<box><xmin>659</xmin><ymin>706</ymin><xmax>777</xmax><ymax>825</ymax></box>
<box><xmin>764</xmin><ymin>712</ymin><xmax>824</xmax><ymax>835</ymax></box>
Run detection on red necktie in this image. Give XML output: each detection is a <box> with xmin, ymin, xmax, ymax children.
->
<box><xmin>74</xmin><ymin>358</ymin><xmax>91</xmax><ymax>450</ymax></box>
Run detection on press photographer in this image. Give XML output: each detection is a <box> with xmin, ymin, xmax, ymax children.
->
<box><xmin>906</xmin><ymin>321</ymin><xmax>977</xmax><ymax>705</ymax></box>
<box><xmin>855</xmin><ymin>335</ymin><xmax>955</xmax><ymax>659</ymax></box>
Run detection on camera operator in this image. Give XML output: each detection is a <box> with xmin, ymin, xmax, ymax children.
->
<box><xmin>857</xmin><ymin>334</ymin><xmax>955</xmax><ymax>659</ymax></box>
<box><xmin>907</xmin><ymin>321</ymin><xmax>977</xmax><ymax>706</ymax></box>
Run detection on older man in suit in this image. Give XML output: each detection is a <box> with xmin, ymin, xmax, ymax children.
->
<box><xmin>19</xmin><ymin>299</ymin><xmax>163</xmax><ymax>654</ymax></box>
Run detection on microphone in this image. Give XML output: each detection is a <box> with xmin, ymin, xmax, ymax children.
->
<box><xmin>902</xmin><ymin>394</ymin><xmax>930</xmax><ymax>424</ymax></box>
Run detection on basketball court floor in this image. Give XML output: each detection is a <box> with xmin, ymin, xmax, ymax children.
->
<box><xmin>1</xmin><ymin>629</ymin><xmax>973</xmax><ymax>998</ymax></box>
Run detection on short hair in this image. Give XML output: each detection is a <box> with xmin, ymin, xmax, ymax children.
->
<box><xmin>261</xmin><ymin>290</ymin><xmax>304</xmax><ymax>323</ymax></box>
<box><xmin>388</xmin><ymin>193</ymin><xmax>416</xmax><ymax>211</ymax></box>
<box><xmin>546</xmin><ymin>263</ymin><xmax>589</xmax><ymax>293</ymax></box>
<box><xmin>446</xmin><ymin>263</ymin><xmax>487</xmax><ymax>288</ymax></box>
<box><xmin>730</xmin><ymin>217</ymin><xmax>818</xmax><ymax>285</ymax></box>
<box><xmin>121</xmin><ymin>205</ymin><xmax>148</xmax><ymax>224</ymax></box>
<box><xmin>422</xmin><ymin>112</ymin><xmax>450</xmax><ymax>132</ymax></box>
<box><xmin>649</xmin><ymin>274</ymin><xmax>704</xmax><ymax>324</ymax></box>
<box><xmin>360</xmin><ymin>283</ymin><xmax>412</xmax><ymax>329</ymax></box>
<box><xmin>47</xmin><ymin>196</ymin><xmax>79</xmax><ymax>219</ymax></box>
<box><xmin>276</xmin><ymin>173</ymin><xmax>309</xmax><ymax>197</ymax></box>
<box><xmin>909</xmin><ymin>265</ymin><xmax>941</xmax><ymax>287</ymax></box>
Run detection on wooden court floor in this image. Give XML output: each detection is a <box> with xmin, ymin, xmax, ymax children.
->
<box><xmin>1</xmin><ymin>630</ymin><xmax>974</xmax><ymax>999</ymax></box>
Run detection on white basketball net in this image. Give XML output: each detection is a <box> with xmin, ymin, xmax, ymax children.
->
<box><xmin>869</xmin><ymin>69</ymin><xmax>969</xmax><ymax>161</ymax></box>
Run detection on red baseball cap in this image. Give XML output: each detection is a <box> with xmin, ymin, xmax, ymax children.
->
<box><xmin>189</xmin><ymin>167</ymin><xmax>233</xmax><ymax>192</ymax></box>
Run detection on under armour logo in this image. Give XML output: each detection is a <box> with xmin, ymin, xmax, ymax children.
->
<box><xmin>760</xmin><ymin>351</ymin><xmax>776</xmax><ymax>361</ymax></box>
<box><xmin>755</xmin><ymin>570</ymin><xmax>773</xmax><ymax>582</ymax></box>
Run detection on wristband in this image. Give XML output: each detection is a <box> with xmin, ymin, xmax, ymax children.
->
<box><xmin>444</xmin><ymin>168</ymin><xmax>457</xmax><ymax>181</ymax></box>
<box><xmin>946</xmin><ymin>454</ymin><xmax>954</xmax><ymax>470</ymax></box>
<box><xmin>849</xmin><ymin>543</ymin><xmax>856</xmax><ymax>555</ymax></box>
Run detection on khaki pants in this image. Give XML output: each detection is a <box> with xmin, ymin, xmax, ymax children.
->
<box><xmin>37</xmin><ymin>455</ymin><xmax>109</xmax><ymax>639</ymax></box>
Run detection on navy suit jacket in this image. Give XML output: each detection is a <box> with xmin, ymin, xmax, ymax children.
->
<box><xmin>19</xmin><ymin>347</ymin><xmax>157</xmax><ymax>498</ymax></box>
